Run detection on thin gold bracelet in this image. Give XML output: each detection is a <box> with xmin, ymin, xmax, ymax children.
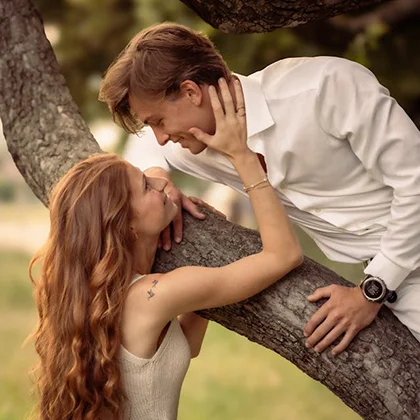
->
<box><xmin>250</xmin><ymin>182</ymin><xmax>271</xmax><ymax>192</ymax></box>
<box><xmin>243</xmin><ymin>177</ymin><xmax>269</xmax><ymax>193</ymax></box>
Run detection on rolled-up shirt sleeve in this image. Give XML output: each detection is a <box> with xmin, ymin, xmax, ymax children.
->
<box><xmin>123</xmin><ymin>126</ymin><xmax>171</xmax><ymax>172</ymax></box>
<box><xmin>317</xmin><ymin>59</ymin><xmax>420</xmax><ymax>291</ymax></box>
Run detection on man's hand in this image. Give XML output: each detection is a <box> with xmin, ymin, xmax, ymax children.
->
<box><xmin>188</xmin><ymin>196</ymin><xmax>227</xmax><ymax>219</ymax></box>
<box><xmin>160</xmin><ymin>185</ymin><xmax>206</xmax><ymax>251</ymax></box>
<box><xmin>304</xmin><ymin>285</ymin><xmax>382</xmax><ymax>356</ymax></box>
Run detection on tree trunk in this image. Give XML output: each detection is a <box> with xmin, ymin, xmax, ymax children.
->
<box><xmin>179</xmin><ymin>0</ymin><xmax>388</xmax><ymax>33</ymax></box>
<box><xmin>0</xmin><ymin>1</ymin><xmax>419</xmax><ymax>420</ymax></box>
<box><xmin>0</xmin><ymin>0</ymin><xmax>100</xmax><ymax>206</ymax></box>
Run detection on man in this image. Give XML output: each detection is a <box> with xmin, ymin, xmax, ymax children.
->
<box><xmin>99</xmin><ymin>22</ymin><xmax>420</xmax><ymax>354</ymax></box>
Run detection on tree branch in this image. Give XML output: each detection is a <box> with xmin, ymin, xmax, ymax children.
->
<box><xmin>179</xmin><ymin>0</ymin><xmax>388</xmax><ymax>33</ymax></box>
<box><xmin>153</xmin><ymin>209</ymin><xmax>420</xmax><ymax>420</ymax></box>
<box><xmin>329</xmin><ymin>0</ymin><xmax>420</xmax><ymax>34</ymax></box>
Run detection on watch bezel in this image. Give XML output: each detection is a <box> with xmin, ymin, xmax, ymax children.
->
<box><xmin>361</xmin><ymin>276</ymin><xmax>387</xmax><ymax>303</ymax></box>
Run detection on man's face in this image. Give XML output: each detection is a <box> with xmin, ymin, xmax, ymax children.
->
<box><xmin>129</xmin><ymin>82</ymin><xmax>215</xmax><ymax>155</ymax></box>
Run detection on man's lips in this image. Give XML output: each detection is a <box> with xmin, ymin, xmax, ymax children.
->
<box><xmin>169</xmin><ymin>136</ymin><xmax>192</xmax><ymax>150</ymax></box>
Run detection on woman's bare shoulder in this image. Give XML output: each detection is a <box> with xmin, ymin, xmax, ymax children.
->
<box><xmin>125</xmin><ymin>272</ymin><xmax>165</xmax><ymax>312</ymax></box>
<box><xmin>122</xmin><ymin>273</ymin><xmax>170</xmax><ymax>358</ymax></box>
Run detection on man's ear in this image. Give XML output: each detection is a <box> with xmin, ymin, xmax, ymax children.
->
<box><xmin>179</xmin><ymin>80</ymin><xmax>203</xmax><ymax>106</ymax></box>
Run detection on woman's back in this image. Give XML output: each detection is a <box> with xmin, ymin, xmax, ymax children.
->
<box><xmin>120</xmin><ymin>275</ymin><xmax>191</xmax><ymax>420</ymax></box>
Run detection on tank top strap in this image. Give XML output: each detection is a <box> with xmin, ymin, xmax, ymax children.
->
<box><xmin>128</xmin><ymin>273</ymin><xmax>147</xmax><ymax>289</ymax></box>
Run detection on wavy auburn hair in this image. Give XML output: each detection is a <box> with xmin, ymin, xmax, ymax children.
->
<box><xmin>29</xmin><ymin>153</ymin><xmax>135</xmax><ymax>419</ymax></box>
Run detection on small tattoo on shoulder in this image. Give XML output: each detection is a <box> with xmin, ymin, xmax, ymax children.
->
<box><xmin>147</xmin><ymin>279</ymin><xmax>159</xmax><ymax>301</ymax></box>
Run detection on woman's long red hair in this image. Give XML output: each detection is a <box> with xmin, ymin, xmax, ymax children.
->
<box><xmin>29</xmin><ymin>153</ymin><xmax>135</xmax><ymax>419</ymax></box>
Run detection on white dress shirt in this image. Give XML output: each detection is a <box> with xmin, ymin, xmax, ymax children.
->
<box><xmin>124</xmin><ymin>56</ymin><xmax>420</xmax><ymax>292</ymax></box>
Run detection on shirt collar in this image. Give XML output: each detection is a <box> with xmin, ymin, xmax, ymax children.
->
<box><xmin>235</xmin><ymin>73</ymin><xmax>275</xmax><ymax>138</ymax></box>
<box><xmin>175</xmin><ymin>73</ymin><xmax>275</xmax><ymax>168</ymax></box>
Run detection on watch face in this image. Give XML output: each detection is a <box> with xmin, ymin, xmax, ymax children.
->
<box><xmin>363</xmin><ymin>278</ymin><xmax>385</xmax><ymax>300</ymax></box>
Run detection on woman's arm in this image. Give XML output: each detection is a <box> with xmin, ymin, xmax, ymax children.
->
<box><xmin>178</xmin><ymin>313</ymin><xmax>209</xmax><ymax>358</ymax></box>
<box><xmin>141</xmin><ymin>78</ymin><xmax>302</xmax><ymax>320</ymax></box>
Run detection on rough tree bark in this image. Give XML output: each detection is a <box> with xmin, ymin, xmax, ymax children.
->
<box><xmin>179</xmin><ymin>0</ymin><xmax>388</xmax><ymax>33</ymax></box>
<box><xmin>0</xmin><ymin>0</ymin><xmax>100</xmax><ymax>205</ymax></box>
<box><xmin>0</xmin><ymin>1</ymin><xmax>419</xmax><ymax>420</ymax></box>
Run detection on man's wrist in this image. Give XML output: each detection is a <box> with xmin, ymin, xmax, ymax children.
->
<box><xmin>359</xmin><ymin>275</ymin><xmax>397</xmax><ymax>304</ymax></box>
<box><xmin>364</xmin><ymin>252</ymin><xmax>409</xmax><ymax>291</ymax></box>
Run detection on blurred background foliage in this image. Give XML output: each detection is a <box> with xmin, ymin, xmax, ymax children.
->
<box><xmin>34</xmin><ymin>0</ymin><xmax>420</xmax><ymax>127</ymax></box>
<box><xmin>1</xmin><ymin>0</ymin><xmax>420</xmax><ymax>419</ymax></box>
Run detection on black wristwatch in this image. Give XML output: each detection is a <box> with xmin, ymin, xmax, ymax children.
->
<box><xmin>360</xmin><ymin>275</ymin><xmax>397</xmax><ymax>304</ymax></box>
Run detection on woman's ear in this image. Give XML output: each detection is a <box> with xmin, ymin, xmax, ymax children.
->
<box><xmin>179</xmin><ymin>80</ymin><xmax>203</xmax><ymax>106</ymax></box>
<box><xmin>130</xmin><ymin>226</ymin><xmax>138</xmax><ymax>241</ymax></box>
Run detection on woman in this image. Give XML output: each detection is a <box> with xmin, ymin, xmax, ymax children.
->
<box><xmin>29</xmin><ymin>79</ymin><xmax>302</xmax><ymax>419</ymax></box>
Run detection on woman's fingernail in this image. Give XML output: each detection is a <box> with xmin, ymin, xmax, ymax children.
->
<box><xmin>175</xmin><ymin>237</ymin><xmax>181</xmax><ymax>243</ymax></box>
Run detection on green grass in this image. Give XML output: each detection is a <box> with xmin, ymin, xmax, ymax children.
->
<box><xmin>0</xmin><ymin>248</ymin><xmax>361</xmax><ymax>420</ymax></box>
<box><xmin>180</xmin><ymin>324</ymin><xmax>360</xmax><ymax>420</ymax></box>
<box><xmin>0</xmin><ymin>202</ymin><xmax>48</xmax><ymax>222</ymax></box>
<box><xmin>0</xmin><ymin>251</ymin><xmax>37</xmax><ymax>420</ymax></box>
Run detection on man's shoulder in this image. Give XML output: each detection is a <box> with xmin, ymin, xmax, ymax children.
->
<box><xmin>251</xmin><ymin>56</ymin><xmax>365</xmax><ymax>99</ymax></box>
<box><xmin>254</xmin><ymin>56</ymin><xmax>357</xmax><ymax>77</ymax></box>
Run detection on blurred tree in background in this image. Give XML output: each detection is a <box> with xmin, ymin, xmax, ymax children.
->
<box><xmin>33</xmin><ymin>0</ymin><xmax>420</xmax><ymax>129</ymax></box>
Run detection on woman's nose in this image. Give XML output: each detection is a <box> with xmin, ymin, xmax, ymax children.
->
<box><xmin>149</xmin><ymin>177</ymin><xmax>168</xmax><ymax>192</ymax></box>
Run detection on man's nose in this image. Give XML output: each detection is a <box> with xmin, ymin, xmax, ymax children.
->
<box><xmin>152</xmin><ymin>127</ymin><xmax>170</xmax><ymax>146</ymax></box>
<box><xmin>149</xmin><ymin>177</ymin><xmax>168</xmax><ymax>192</ymax></box>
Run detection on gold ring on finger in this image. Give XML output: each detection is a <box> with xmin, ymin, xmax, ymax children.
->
<box><xmin>237</xmin><ymin>107</ymin><xmax>246</xmax><ymax>117</ymax></box>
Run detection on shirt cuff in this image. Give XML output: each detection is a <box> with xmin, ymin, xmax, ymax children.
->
<box><xmin>364</xmin><ymin>252</ymin><xmax>410</xmax><ymax>291</ymax></box>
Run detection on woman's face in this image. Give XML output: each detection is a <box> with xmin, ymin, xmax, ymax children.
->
<box><xmin>126</xmin><ymin>164</ymin><xmax>178</xmax><ymax>238</ymax></box>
